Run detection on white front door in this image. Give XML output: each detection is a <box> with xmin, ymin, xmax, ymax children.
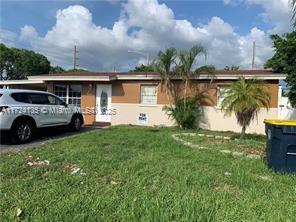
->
<box><xmin>96</xmin><ymin>84</ymin><xmax>112</xmax><ymax>122</ymax></box>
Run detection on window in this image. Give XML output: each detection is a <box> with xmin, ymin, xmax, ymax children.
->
<box><xmin>11</xmin><ymin>92</ymin><xmax>65</xmax><ymax>105</ymax></box>
<box><xmin>12</xmin><ymin>93</ymin><xmax>49</xmax><ymax>104</ymax></box>
<box><xmin>54</xmin><ymin>84</ymin><xmax>81</xmax><ymax>106</ymax></box>
<box><xmin>47</xmin><ymin>95</ymin><xmax>65</xmax><ymax>105</ymax></box>
<box><xmin>68</xmin><ymin>85</ymin><xmax>81</xmax><ymax>107</ymax></box>
<box><xmin>11</xmin><ymin>93</ymin><xmax>30</xmax><ymax>103</ymax></box>
<box><xmin>141</xmin><ymin>85</ymin><xmax>157</xmax><ymax>105</ymax></box>
<box><xmin>54</xmin><ymin>84</ymin><xmax>67</xmax><ymax>102</ymax></box>
<box><xmin>27</xmin><ymin>93</ymin><xmax>49</xmax><ymax>104</ymax></box>
<box><xmin>217</xmin><ymin>85</ymin><xmax>229</xmax><ymax>108</ymax></box>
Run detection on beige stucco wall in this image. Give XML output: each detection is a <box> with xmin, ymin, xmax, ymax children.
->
<box><xmin>200</xmin><ymin>106</ymin><xmax>278</xmax><ymax>134</ymax></box>
<box><xmin>111</xmin><ymin>103</ymin><xmax>174</xmax><ymax>126</ymax></box>
<box><xmin>111</xmin><ymin>103</ymin><xmax>278</xmax><ymax>134</ymax></box>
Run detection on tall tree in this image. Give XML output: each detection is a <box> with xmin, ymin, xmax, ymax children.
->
<box><xmin>66</xmin><ymin>68</ymin><xmax>88</xmax><ymax>73</ymax></box>
<box><xmin>0</xmin><ymin>43</ymin><xmax>50</xmax><ymax>80</ymax></box>
<box><xmin>131</xmin><ymin>64</ymin><xmax>155</xmax><ymax>72</ymax></box>
<box><xmin>154</xmin><ymin>47</ymin><xmax>177</xmax><ymax>103</ymax></box>
<box><xmin>221</xmin><ymin>78</ymin><xmax>271</xmax><ymax>139</ymax></box>
<box><xmin>224</xmin><ymin>65</ymin><xmax>240</xmax><ymax>71</ymax></box>
<box><xmin>155</xmin><ymin>46</ymin><xmax>214</xmax><ymax>129</ymax></box>
<box><xmin>0</xmin><ymin>44</ymin><xmax>14</xmax><ymax>80</ymax></box>
<box><xmin>50</xmin><ymin>66</ymin><xmax>65</xmax><ymax>73</ymax></box>
<box><xmin>177</xmin><ymin>45</ymin><xmax>207</xmax><ymax>110</ymax></box>
<box><xmin>265</xmin><ymin>32</ymin><xmax>296</xmax><ymax>107</ymax></box>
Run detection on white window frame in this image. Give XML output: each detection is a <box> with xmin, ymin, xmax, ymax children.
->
<box><xmin>53</xmin><ymin>84</ymin><xmax>67</xmax><ymax>102</ymax></box>
<box><xmin>140</xmin><ymin>85</ymin><xmax>158</xmax><ymax>105</ymax></box>
<box><xmin>54</xmin><ymin>84</ymin><xmax>81</xmax><ymax>107</ymax></box>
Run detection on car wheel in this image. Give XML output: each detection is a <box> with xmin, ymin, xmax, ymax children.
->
<box><xmin>70</xmin><ymin>115</ymin><xmax>82</xmax><ymax>131</ymax></box>
<box><xmin>11</xmin><ymin>120</ymin><xmax>34</xmax><ymax>144</ymax></box>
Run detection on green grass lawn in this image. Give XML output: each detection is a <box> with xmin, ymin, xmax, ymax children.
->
<box><xmin>1</xmin><ymin>126</ymin><xmax>295</xmax><ymax>221</ymax></box>
<box><xmin>178</xmin><ymin>131</ymin><xmax>266</xmax><ymax>156</ymax></box>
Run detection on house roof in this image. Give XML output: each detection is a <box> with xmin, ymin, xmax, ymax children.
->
<box><xmin>42</xmin><ymin>72</ymin><xmax>159</xmax><ymax>77</ymax></box>
<box><xmin>34</xmin><ymin>70</ymin><xmax>275</xmax><ymax>77</ymax></box>
<box><xmin>0</xmin><ymin>80</ymin><xmax>46</xmax><ymax>87</ymax></box>
<box><xmin>26</xmin><ymin>70</ymin><xmax>285</xmax><ymax>82</ymax></box>
<box><xmin>207</xmin><ymin>70</ymin><xmax>275</xmax><ymax>75</ymax></box>
<box><xmin>0</xmin><ymin>80</ymin><xmax>45</xmax><ymax>85</ymax></box>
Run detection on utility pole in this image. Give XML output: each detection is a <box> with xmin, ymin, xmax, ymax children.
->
<box><xmin>127</xmin><ymin>50</ymin><xmax>150</xmax><ymax>65</ymax></box>
<box><xmin>252</xmin><ymin>41</ymin><xmax>256</xmax><ymax>70</ymax></box>
<box><xmin>73</xmin><ymin>45</ymin><xmax>78</xmax><ymax>70</ymax></box>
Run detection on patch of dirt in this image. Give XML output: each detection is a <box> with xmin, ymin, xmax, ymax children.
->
<box><xmin>182</xmin><ymin>136</ymin><xmax>230</xmax><ymax>146</ymax></box>
<box><xmin>244</xmin><ymin>149</ymin><xmax>265</xmax><ymax>156</ymax></box>
<box><xmin>25</xmin><ymin>155</ymin><xmax>50</xmax><ymax>167</ymax></box>
<box><xmin>65</xmin><ymin>164</ymin><xmax>86</xmax><ymax>175</ymax></box>
<box><xmin>237</xmin><ymin>143</ymin><xmax>264</xmax><ymax>149</ymax></box>
<box><xmin>65</xmin><ymin>164</ymin><xmax>76</xmax><ymax>172</ymax></box>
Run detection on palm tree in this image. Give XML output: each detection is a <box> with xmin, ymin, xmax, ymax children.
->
<box><xmin>221</xmin><ymin>77</ymin><xmax>271</xmax><ymax>139</ymax></box>
<box><xmin>224</xmin><ymin>65</ymin><xmax>240</xmax><ymax>71</ymax></box>
<box><xmin>178</xmin><ymin>45</ymin><xmax>207</xmax><ymax>110</ymax></box>
<box><xmin>154</xmin><ymin>47</ymin><xmax>177</xmax><ymax>103</ymax></box>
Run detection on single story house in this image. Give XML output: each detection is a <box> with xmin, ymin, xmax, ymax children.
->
<box><xmin>0</xmin><ymin>70</ymin><xmax>286</xmax><ymax>134</ymax></box>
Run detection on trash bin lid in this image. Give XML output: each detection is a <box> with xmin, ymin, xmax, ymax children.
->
<box><xmin>264</xmin><ymin>119</ymin><xmax>296</xmax><ymax>126</ymax></box>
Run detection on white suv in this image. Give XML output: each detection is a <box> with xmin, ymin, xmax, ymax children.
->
<box><xmin>0</xmin><ymin>89</ymin><xmax>84</xmax><ymax>144</ymax></box>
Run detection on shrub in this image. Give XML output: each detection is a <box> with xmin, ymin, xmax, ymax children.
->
<box><xmin>163</xmin><ymin>96</ymin><xmax>203</xmax><ymax>129</ymax></box>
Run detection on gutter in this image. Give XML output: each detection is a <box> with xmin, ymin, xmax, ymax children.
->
<box><xmin>27</xmin><ymin>73</ymin><xmax>286</xmax><ymax>81</ymax></box>
<box><xmin>0</xmin><ymin>80</ymin><xmax>45</xmax><ymax>85</ymax></box>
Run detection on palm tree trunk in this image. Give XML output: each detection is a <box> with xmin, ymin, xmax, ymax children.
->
<box><xmin>166</xmin><ymin>91</ymin><xmax>171</xmax><ymax>105</ymax></box>
<box><xmin>184</xmin><ymin>79</ymin><xmax>188</xmax><ymax>111</ymax></box>
<box><xmin>164</xmin><ymin>81</ymin><xmax>171</xmax><ymax>105</ymax></box>
<box><xmin>240</xmin><ymin>125</ymin><xmax>246</xmax><ymax>139</ymax></box>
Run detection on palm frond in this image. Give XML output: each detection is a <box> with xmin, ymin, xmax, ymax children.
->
<box><xmin>221</xmin><ymin>77</ymin><xmax>271</xmax><ymax>132</ymax></box>
<box><xmin>194</xmin><ymin>65</ymin><xmax>216</xmax><ymax>85</ymax></box>
<box><xmin>154</xmin><ymin>47</ymin><xmax>177</xmax><ymax>102</ymax></box>
<box><xmin>178</xmin><ymin>45</ymin><xmax>206</xmax><ymax>75</ymax></box>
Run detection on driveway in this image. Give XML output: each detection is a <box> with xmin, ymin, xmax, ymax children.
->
<box><xmin>0</xmin><ymin>126</ymin><xmax>101</xmax><ymax>153</ymax></box>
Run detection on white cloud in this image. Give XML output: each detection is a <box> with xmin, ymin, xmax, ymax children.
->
<box><xmin>225</xmin><ymin>0</ymin><xmax>292</xmax><ymax>34</ymax></box>
<box><xmin>239</xmin><ymin>27</ymin><xmax>274</xmax><ymax>68</ymax></box>
<box><xmin>223</xmin><ymin>0</ymin><xmax>243</xmax><ymax>6</ymax></box>
<box><xmin>19</xmin><ymin>0</ymin><xmax>292</xmax><ymax>71</ymax></box>
<box><xmin>20</xmin><ymin>25</ymin><xmax>39</xmax><ymax>42</ymax></box>
<box><xmin>0</xmin><ymin>29</ymin><xmax>17</xmax><ymax>46</ymax></box>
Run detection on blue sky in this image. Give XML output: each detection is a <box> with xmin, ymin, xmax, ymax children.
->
<box><xmin>2</xmin><ymin>0</ymin><xmax>271</xmax><ymax>39</ymax></box>
<box><xmin>0</xmin><ymin>0</ymin><xmax>292</xmax><ymax>71</ymax></box>
<box><xmin>2</xmin><ymin>1</ymin><xmax>120</xmax><ymax>37</ymax></box>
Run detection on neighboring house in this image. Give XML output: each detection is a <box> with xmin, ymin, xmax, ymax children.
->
<box><xmin>278</xmin><ymin>95</ymin><xmax>296</xmax><ymax>120</ymax></box>
<box><xmin>0</xmin><ymin>70</ymin><xmax>286</xmax><ymax>134</ymax></box>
